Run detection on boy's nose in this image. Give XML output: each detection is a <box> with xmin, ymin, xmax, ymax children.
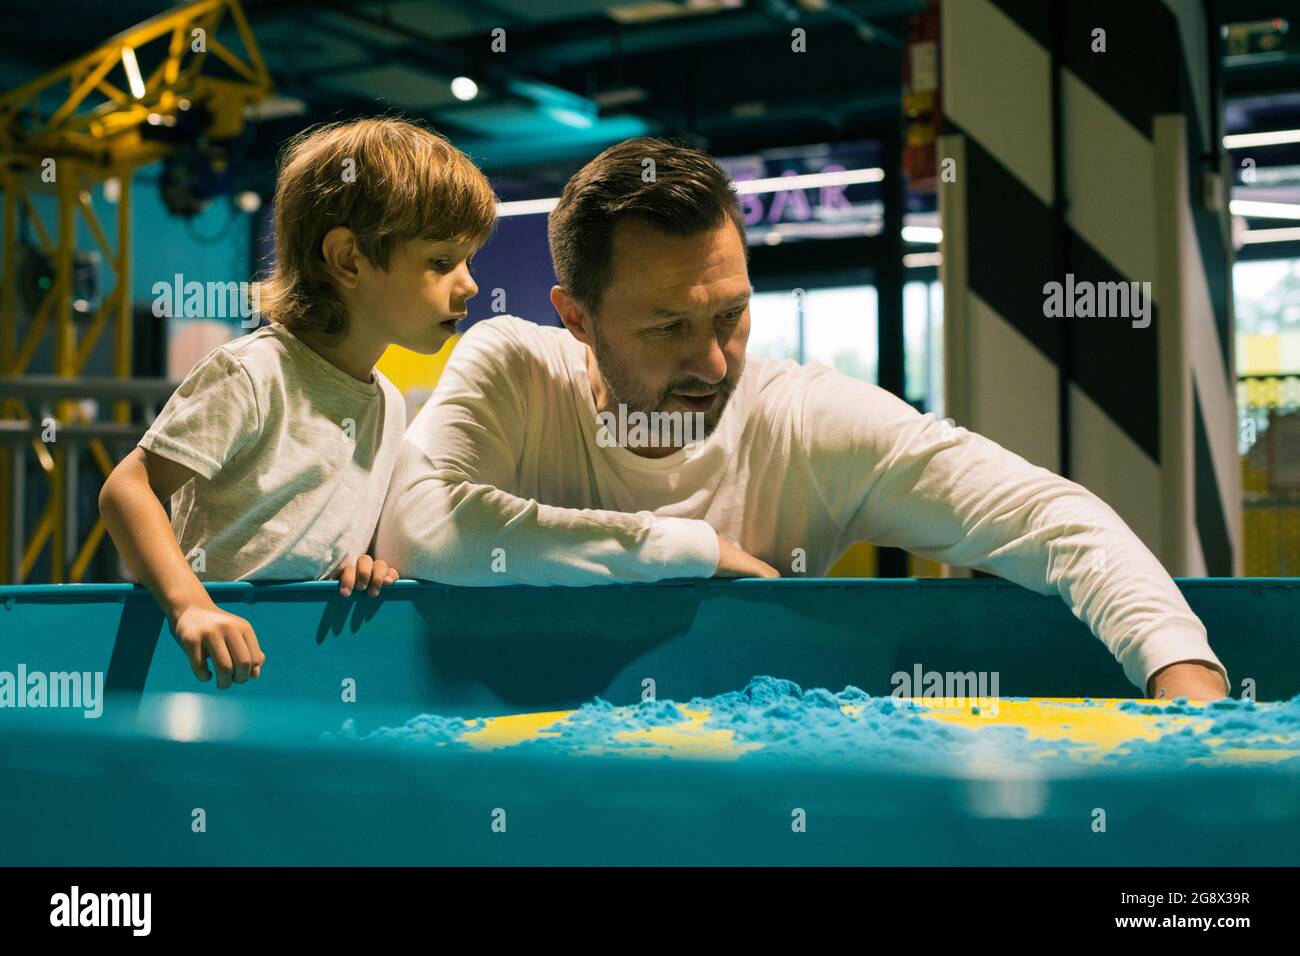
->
<box><xmin>460</xmin><ymin>268</ymin><xmax>479</xmax><ymax>300</ymax></box>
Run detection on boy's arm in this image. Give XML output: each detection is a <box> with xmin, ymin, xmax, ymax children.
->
<box><xmin>100</xmin><ymin>448</ymin><xmax>210</xmax><ymax>621</ymax></box>
<box><xmin>798</xmin><ymin>370</ymin><xmax>1228</xmax><ymax>699</ymax></box>
<box><xmin>99</xmin><ymin>447</ymin><xmax>264</xmax><ymax>687</ymax></box>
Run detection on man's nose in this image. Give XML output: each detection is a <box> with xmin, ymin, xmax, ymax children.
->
<box><xmin>681</xmin><ymin>327</ymin><xmax>728</xmax><ymax>385</ymax></box>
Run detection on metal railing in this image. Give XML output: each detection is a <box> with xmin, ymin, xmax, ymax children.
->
<box><xmin>0</xmin><ymin>376</ymin><xmax>176</xmax><ymax>583</ymax></box>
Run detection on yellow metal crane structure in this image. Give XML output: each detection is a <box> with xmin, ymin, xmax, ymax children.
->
<box><xmin>0</xmin><ymin>0</ymin><xmax>271</xmax><ymax>583</ymax></box>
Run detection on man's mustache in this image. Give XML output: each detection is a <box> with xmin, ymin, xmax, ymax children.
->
<box><xmin>661</xmin><ymin>377</ymin><xmax>732</xmax><ymax>404</ymax></box>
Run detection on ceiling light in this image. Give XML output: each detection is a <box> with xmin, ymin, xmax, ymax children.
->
<box><xmin>1230</xmin><ymin>199</ymin><xmax>1300</xmax><ymax>220</ymax></box>
<box><xmin>451</xmin><ymin>76</ymin><xmax>478</xmax><ymax>101</ymax></box>
<box><xmin>1224</xmin><ymin>129</ymin><xmax>1300</xmax><ymax>149</ymax></box>
<box><xmin>121</xmin><ymin>47</ymin><xmax>146</xmax><ymax>99</ymax></box>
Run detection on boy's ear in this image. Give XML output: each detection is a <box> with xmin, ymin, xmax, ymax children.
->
<box><xmin>551</xmin><ymin>285</ymin><xmax>593</xmax><ymax>347</ymax></box>
<box><xmin>322</xmin><ymin>226</ymin><xmax>362</xmax><ymax>289</ymax></box>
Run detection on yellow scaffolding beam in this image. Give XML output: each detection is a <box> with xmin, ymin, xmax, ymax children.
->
<box><xmin>0</xmin><ymin>0</ymin><xmax>270</xmax><ymax>583</ymax></box>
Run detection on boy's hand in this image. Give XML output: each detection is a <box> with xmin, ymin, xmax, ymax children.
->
<box><xmin>338</xmin><ymin>555</ymin><xmax>399</xmax><ymax>597</ymax></box>
<box><xmin>172</xmin><ymin>605</ymin><xmax>265</xmax><ymax>688</ymax></box>
<box><xmin>1145</xmin><ymin>660</ymin><xmax>1229</xmax><ymax>702</ymax></box>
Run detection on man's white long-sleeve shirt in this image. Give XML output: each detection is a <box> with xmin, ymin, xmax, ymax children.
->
<box><xmin>376</xmin><ymin>316</ymin><xmax>1227</xmax><ymax>692</ymax></box>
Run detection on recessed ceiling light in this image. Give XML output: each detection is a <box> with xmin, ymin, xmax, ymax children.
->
<box><xmin>451</xmin><ymin>76</ymin><xmax>479</xmax><ymax>101</ymax></box>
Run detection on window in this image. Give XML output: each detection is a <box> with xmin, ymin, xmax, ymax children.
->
<box><xmin>1234</xmin><ymin>256</ymin><xmax>1300</xmax><ymax>577</ymax></box>
<box><xmin>1235</xmin><ymin>257</ymin><xmax>1300</xmax><ymax>453</ymax></box>
<box><xmin>747</xmin><ymin>291</ymin><xmax>800</xmax><ymax>363</ymax></box>
<box><xmin>748</xmin><ymin>285</ymin><xmax>878</xmax><ymax>383</ymax></box>
<box><xmin>904</xmin><ymin>279</ymin><xmax>944</xmax><ymax>415</ymax></box>
<box><xmin>1235</xmin><ymin>258</ymin><xmax>1300</xmax><ymax>368</ymax></box>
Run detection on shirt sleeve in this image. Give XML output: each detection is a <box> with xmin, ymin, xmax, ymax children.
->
<box><xmin>138</xmin><ymin>348</ymin><xmax>262</xmax><ymax>480</ymax></box>
<box><xmin>375</xmin><ymin>319</ymin><xmax>720</xmax><ymax>586</ymax></box>
<box><xmin>797</xmin><ymin>367</ymin><xmax>1228</xmax><ymax>694</ymax></box>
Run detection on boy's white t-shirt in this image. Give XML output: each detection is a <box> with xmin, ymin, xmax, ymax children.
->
<box><xmin>140</xmin><ymin>322</ymin><xmax>406</xmax><ymax>581</ymax></box>
<box><xmin>377</xmin><ymin>316</ymin><xmax>1228</xmax><ymax>693</ymax></box>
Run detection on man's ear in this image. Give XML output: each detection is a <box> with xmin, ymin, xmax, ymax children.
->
<box><xmin>551</xmin><ymin>285</ymin><xmax>594</xmax><ymax>347</ymax></box>
<box><xmin>322</xmin><ymin>226</ymin><xmax>362</xmax><ymax>289</ymax></box>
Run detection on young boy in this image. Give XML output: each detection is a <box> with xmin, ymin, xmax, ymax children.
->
<box><xmin>100</xmin><ymin>117</ymin><xmax>496</xmax><ymax>689</ymax></box>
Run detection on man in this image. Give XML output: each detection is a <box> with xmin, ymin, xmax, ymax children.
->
<box><xmin>376</xmin><ymin>138</ymin><xmax>1229</xmax><ymax>701</ymax></box>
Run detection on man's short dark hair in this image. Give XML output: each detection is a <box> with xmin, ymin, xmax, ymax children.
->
<box><xmin>548</xmin><ymin>137</ymin><xmax>747</xmax><ymax>313</ymax></box>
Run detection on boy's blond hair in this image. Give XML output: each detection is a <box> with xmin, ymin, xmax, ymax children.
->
<box><xmin>261</xmin><ymin>117</ymin><xmax>497</xmax><ymax>336</ymax></box>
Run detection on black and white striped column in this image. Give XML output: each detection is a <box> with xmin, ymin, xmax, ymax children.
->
<box><xmin>939</xmin><ymin>0</ymin><xmax>1240</xmax><ymax>576</ymax></box>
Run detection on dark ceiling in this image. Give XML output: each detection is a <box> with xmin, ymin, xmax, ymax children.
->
<box><xmin>1</xmin><ymin>0</ymin><xmax>1299</xmax><ymax>198</ymax></box>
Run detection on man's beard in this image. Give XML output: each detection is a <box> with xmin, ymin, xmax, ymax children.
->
<box><xmin>590</xmin><ymin>322</ymin><xmax>741</xmax><ymax>442</ymax></box>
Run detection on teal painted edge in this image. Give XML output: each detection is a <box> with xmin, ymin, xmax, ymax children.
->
<box><xmin>1</xmin><ymin>576</ymin><xmax>1297</xmax><ymax>603</ymax></box>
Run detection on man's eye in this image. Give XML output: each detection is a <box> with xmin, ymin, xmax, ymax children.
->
<box><xmin>656</xmin><ymin>323</ymin><xmax>683</xmax><ymax>335</ymax></box>
<box><xmin>719</xmin><ymin>309</ymin><xmax>743</xmax><ymax>322</ymax></box>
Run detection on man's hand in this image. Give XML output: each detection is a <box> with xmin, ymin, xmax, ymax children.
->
<box><xmin>338</xmin><ymin>554</ymin><xmax>399</xmax><ymax>597</ymax></box>
<box><xmin>714</xmin><ymin>535</ymin><xmax>780</xmax><ymax>579</ymax></box>
<box><xmin>172</xmin><ymin>605</ymin><xmax>265</xmax><ymax>688</ymax></box>
<box><xmin>1145</xmin><ymin>660</ymin><xmax>1229</xmax><ymax>702</ymax></box>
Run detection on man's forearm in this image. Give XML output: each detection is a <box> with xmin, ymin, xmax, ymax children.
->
<box><xmin>377</xmin><ymin>466</ymin><xmax>720</xmax><ymax>586</ymax></box>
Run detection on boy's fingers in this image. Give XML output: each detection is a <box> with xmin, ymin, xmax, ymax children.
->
<box><xmin>207</xmin><ymin>638</ymin><xmax>234</xmax><ymax>690</ymax></box>
<box><xmin>354</xmin><ymin>555</ymin><xmax>374</xmax><ymax>593</ymax></box>
<box><xmin>228</xmin><ymin>632</ymin><xmax>252</xmax><ymax>684</ymax></box>
<box><xmin>243</xmin><ymin>625</ymin><xmax>265</xmax><ymax>671</ymax></box>
<box><xmin>338</xmin><ymin>563</ymin><xmax>356</xmax><ymax>597</ymax></box>
<box><xmin>385</xmin><ymin>567</ymin><xmax>399</xmax><ymax>584</ymax></box>
<box><xmin>183</xmin><ymin>639</ymin><xmax>210</xmax><ymax>682</ymax></box>
<box><xmin>369</xmin><ymin>560</ymin><xmax>388</xmax><ymax>594</ymax></box>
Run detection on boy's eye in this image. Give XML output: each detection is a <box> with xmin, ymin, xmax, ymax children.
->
<box><xmin>431</xmin><ymin>257</ymin><xmax>475</xmax><ymax>274</ymax></box>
